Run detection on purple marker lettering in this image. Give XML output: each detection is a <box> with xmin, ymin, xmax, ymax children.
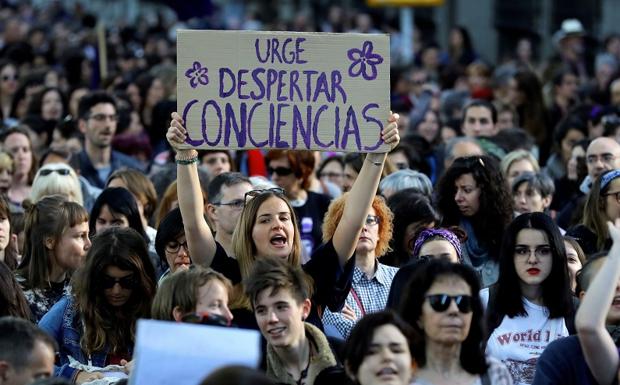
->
<box><xmin>255</xmin><ymin>38</ymin><xmax>269</xmax><ymax>63</ymax></box>
<box><xmin>250</xmin><ymin>68</ymin><xmax>266</xmax><ymax>100</ymax></box>
<box><xmin>362</xmin><ymin>103</ymin><xmax>384</xmax><ymax>151</ymax></box>
<box><xmin>334</xmin><ymin>106</ymin><xmax>340</xmax><ymax>147</ymax></box>
<box><xmin>224</xmin><ymin>103</ymin><xmax>247</xmax><ymax>147</ymax></box>
<box><xmin>341</xmin><ymin>106</ymin><xmax>361</xmax><ymax>151</ymax></box>
<box><xmin>276</xmin><ymin>70</ymin><xmax>288</xmax><ymax>102</ymax></box>
<box><xmin>312</xmin><ymin>72</ymin><xmax>331</xmax><ymax>103</ymax></box>
<box><xmin>219</xmin><ymin>68</ymin><xmax>236</xmax><ymax>98</ymax></box>
<box><xmin>295</xmin><ymin>38</ymin><xmax>307</xmax><ymax>64</ymax></box>
<box><xmin>271</xmin><ymin>38</ymin><xmax>282</xmax><ymax>63</ymax></box>
<box><xmin>312</xmin><ymin>105</ymin><xmax>332</xmax><ymax>148</ymax></box>
<box><xmin>304</xmin><ymin>70</ymin><xmax>318</xmax><ymax>101</ymax></box>
<box><xmin>247</xmin><ymin>102</ymin><xmax>267</xmax><ymax>147</ymax></box>
<box><xmin>292</xmin><ymin>105</ymin><xmax>311</xmax><ymax>149</ymax></box>
<box><xmin>201</xmin><ymin>100</ymin><xmax>222</xmax><ymax>146</ymax></box>
<box><xmin>282</xmin><ymin>38</ymin><xmax>294</xmax><ymax>64</ymax></box>
<box><xmin>266</xmin><ymin>69</ymin><xmax>278</xmax><ymax>101</ymax></box>
<box><xmin>237</xmin><ymin>69</ymin><xmax>249</xmax><ymax>100</ymax></box>
<box><xmin>289</xmin><ymin>70</ymin><xmax>302</xmax><ymax>101</ymax></box>
<box><xmin>331</xmin><ymin>71</ymin><xmax>347</xmax><ymax>103</ymax></box>
<box><xmin>274</xmin><ymin>103</ymin><xmax>290</xmax><ymax>148</ymax></box>
<box><xmin>181</xmin><ymin>99</ymin><xmax>204</xmax><ymax>146</ymax></box>
<box><xmin>268</xmin><ymin>103</ymin><xmax>275</xmax><ymax>147</ymax></box>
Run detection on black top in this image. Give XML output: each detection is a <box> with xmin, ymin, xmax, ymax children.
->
<box><xmin>386</xmin><ymin>260</ymin><xmax>424</xmax><ymax>310</ymax></box>
<box><xmin>532</xmin><ymin>335</ymin><xmax>598</xmax><ymax>385</ymax></box>
<box><xmin>292</xmin><ymin>191</ymin><xmax>332</xmax><ymax>255</ymax></box>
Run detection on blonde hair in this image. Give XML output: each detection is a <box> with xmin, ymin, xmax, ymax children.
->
<box><xmin>29</xmin><ymin>163</ymin><xmax>83</xmax><ymax>205</ymax></box>
<box><xmin>500</xmin><ymin>149</ymin><xmax>540</xmax><ymax>179</ymax></box>
<box><xmin>321</xmin><ymin>194</ymin><xmax>393</xmax><ymax>257</ymax></box>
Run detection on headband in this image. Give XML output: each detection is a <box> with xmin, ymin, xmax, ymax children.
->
<box><xmin>600</xmin><ymin>169</ymin><xmax>620</xmax><ymax>191</ymax></box>
<box><xmin>412</xmin><ymin>228</ymin><xmax>462</xmax><ymax>260</ymax></box>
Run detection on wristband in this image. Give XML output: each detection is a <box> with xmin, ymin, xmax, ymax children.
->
<box><xmin>175</xmin><ymin>149</ymin><xmax>199</xmax><ymax>165</ymax></box>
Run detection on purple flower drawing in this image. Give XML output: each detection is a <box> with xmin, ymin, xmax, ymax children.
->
<box><xmin>185</xmin><ymin>61</ymin><xmax>209</xmax><ymax>88</ymax></box>
<box><xmin>347</xmin><ymin>41</ymin><xmax>384</xmax><ymax>81</ymax></box>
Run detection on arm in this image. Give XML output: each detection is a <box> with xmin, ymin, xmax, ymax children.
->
<box><xmin>166</xmin><ymin>112</ymin><xmax>217</xmax><ymax>267</ymax></box>
<box><xmin>331</xmin><ymin>114</ymin><xmax>400</xmax><ymax>267</ymax></box>
<box><xmin>575</xmin><ymin>220</ymin><xmax>620</xmax><ymax>385</ymax></box>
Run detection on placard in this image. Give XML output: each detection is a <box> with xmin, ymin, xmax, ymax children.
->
<box><xmin>177</xmin><ymin>30</ymin><xmax>390</xmax><ymax>153</ymax></box>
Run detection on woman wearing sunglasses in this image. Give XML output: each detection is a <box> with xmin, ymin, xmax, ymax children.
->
<box><xmin>39</xmin><ymin>227</ymin><xmax>157</xmax><ymax>384</ymax></box>
<box><xmin>484</xmin><ymin>212</ymin><xmax>574</xmax><ymax>385</ymax></box>
<box><xmin>166</xmin><ymin>111</ymin><xmax>400</xmax><ymax>329</ymax></box>
<box><xmin>30</xmin><ymin>163</ymin><xmax>83</xmax><ymax>205</ymax></box>
<box><xmin>399</xmin><ymin>259</ymin><xmax>513</xmax><ymax>385</ymax></box>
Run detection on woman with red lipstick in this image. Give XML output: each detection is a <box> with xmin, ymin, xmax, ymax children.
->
<box><xmin>38</xmin><ymin>227</ymin><xmax>157</xmax><ymax>383</ymax></box>
<box><xmin>436</xmin><ymin>155</ymin><xmax>513</xmax><ymax>287</ymax></box>
<box><xmin>166</xmin><ymin>111</ymin><xmax>400</xmax><ymax>329</ymax></box>
<box><xmin>399</xmin><ymin>259</ymin><xmax>512</xmax><ymax>385</ymax></box>
<box><xmin>483</xmin><ymin>212</ymin><xmax>574</xmax><ymax>385</ymax></box>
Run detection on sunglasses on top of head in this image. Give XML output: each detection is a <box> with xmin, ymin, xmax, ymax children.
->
<box><xmin>39</xmin><ymin>168</ymin><xmax>71</xmax><ymax>176</ymax></box>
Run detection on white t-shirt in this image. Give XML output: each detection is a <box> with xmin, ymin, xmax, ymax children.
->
<box><xmin>480</xmin><ymin>287</ymin><xmax>569</xmax><ymax>385</ymax></box>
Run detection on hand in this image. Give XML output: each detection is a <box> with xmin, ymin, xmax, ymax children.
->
<box><xmin>381</xmin><ymin>112</ymin><xmax>400</xmax><ymax>152</ymax></box>
<box><xmin>166</xmin><ymin>112</ymin><xmax>188</xmax><ymax>152</ymax></box>
<box><xmin>341</xmin><ymin>303</ymin><xmax>357</xmax><ymax>322</ymax></box>
<box><xmin>120</xmin><ymin>359</ymin><xmax>134</xmax><ymax>374</ymax></box>
<box><xmin>75</xmin><ymin>370</ymin><xmax>104</xmax><ymax>384</ymax></box>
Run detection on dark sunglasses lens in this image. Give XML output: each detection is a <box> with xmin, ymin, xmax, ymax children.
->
<box><xmin>269</xmin><ymin>167</ymin><xmax>292</xmax><ymax>176</ymax></box>
<box><xmin>455</xmin><ymin>296</ymin><xmax>472</xmax><ymax>313</ymax></box>
<box><xmin>101</xmin><ymin>275</ymin><xmax>136</xmax><ymax>289</ymax></box>
<box><xmin>428</xmin><ymin>295</ymin><xmax>450</xmax><ymax>312</ymax></box>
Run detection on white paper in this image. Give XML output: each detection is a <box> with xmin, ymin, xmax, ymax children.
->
<box><xmin>130</xmin><ymin>320</ymin><xmax>261</xmax><ymax>385</ymax></box>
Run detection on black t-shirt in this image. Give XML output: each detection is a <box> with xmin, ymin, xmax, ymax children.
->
<box><xmin>532</xmin><ymin>335</ymin><xmax>599</xmax><ymax>385</ymax></box>
<box><xmin>292</xmin><ymin>191</ymin><xmax>332</xmax><ymax>256</ymax></box>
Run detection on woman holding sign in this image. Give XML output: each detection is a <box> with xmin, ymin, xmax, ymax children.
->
<box><xmin>166</xmin><ymin>111</ymin><xmax>399</xmax><ymax>329</ymax></box>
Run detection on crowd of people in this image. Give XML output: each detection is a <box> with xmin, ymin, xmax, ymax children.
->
<box><xmin>2</xmin><ymin>1</ymin><xmax>620</xmax><ymax>385</ymax></box>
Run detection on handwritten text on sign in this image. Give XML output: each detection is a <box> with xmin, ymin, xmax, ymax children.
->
<box><xmin>177</xmin><ymin>30</ymin><xmax>390</xmax><ymax>152</ymax></box>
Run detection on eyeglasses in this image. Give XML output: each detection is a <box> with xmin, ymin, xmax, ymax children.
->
<box><xmin>586</xmin><ymin>154</ymin><xmax>616</xmax><ymax>164</ymax></box>
<box><xmin>88</xmin><ymin>113</ymin><xmax>119</xmax><ymax>122</ymax></box>
<box><xmin>1</xmin><ymin>74</ymin><xmax>17</xmax><ymax>82</ymax></box>
<box><xmin>605</xmin><ymin>191</ymin><xmax>620</xmax><ymax>202</ymax></box>
<box><xmin>244</xmin><ymin>187</ymin><xmax>285</xmax><ymax>205</ymax></box>
<box><xmin>426</xmin><ymin>294</ymin><xmax>473</xmax><ymax>313</ymax></box>
<box><xmin>319</xmin><ymin>171</ymin><xmax>343</xmax><ymax>179</ymax></box>
<box><xmin>181</xmin><ymin>312</ymin><xmax>231</xmax><ymax>327</ymax></box>
<box><xmin>268</xmin><ymin>166</ymin><xmax>294</xmax><ymax>177</ymax></box>
<box><xmin>365</xmin><ymin>215</ymin><xmax>380</xmax><ymax>226</ymax></box>
<box><xmin>39</xmin><ymin>168</ymin><xmax>71</xmax><ymax>176</ymax></box>
<box><xmin>165</xmin><ymin>240</ymin><xmax>188</xmax><ymax>253</ymax></box>
<box><xmin>99</xmin><ymin>274</ymin><xmax>137</xmax><ymax>290</ymax></box>
<box><xmin>514</xmin><ymin>245</ymin><xmax>552</xmax><ymax>258</ymax></box>
<box><xmin>211</xmin><ymin>199</ymin><xmax>244</xmax><ymax>210</ymax></box>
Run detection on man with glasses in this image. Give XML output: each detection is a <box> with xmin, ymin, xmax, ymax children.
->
<box><xmin>74</xmin><ymin>91</ymin><xmax>144</xmax><ymax>188</ymax></box>
<box><xmin>206</xmin><ymin>172</ymin><xmax>253</xmax><ymax>257</ymax></box>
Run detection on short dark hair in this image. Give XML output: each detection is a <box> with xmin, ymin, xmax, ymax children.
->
<box><xmin>511</xmin><ymin>172</ymin><xmax>555</xmax><ymax>197</ymax></box>
<box><xmin>207</xmin><ymin>172</ymin><xmax>251</xmax><ymax>204</ymax></box>
<box><xmin>155</xmin><ymin>207</ymin><xmax>184</xmax><ymax>262</ymax></box>
<box><xmin>244</xmin><ymin>257</ymin><xmax>313</xmax><ymax>309</ymax></box>
<box><xmin>0</xmin><ymin>316</ymin><xmax>56</xmax><ymax>370</ymax></box>
<box><xmin>77</xmin><ymin>91</ymin><xmax>116</xmax><ymax>120</ymax></box>
<box><xmin>462</xmin><ymin>99</ymin><xmax>497</xmax><ymax>125</ymax></box>
<box><xmin>344</xmin><ymin>311</ymin><xmax>414</xmax><ymax>381</ymax></box>
<box><xmin>398</xmin><ymin>259</ymin><xmax>488</xmax><ymax>374</ymax></box>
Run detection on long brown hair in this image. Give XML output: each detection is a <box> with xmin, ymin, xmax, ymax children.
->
<box><xmin>0</xmin><ymin>196</ymin><xmax>18</xmax><ymax>270</ymax></box>
<box><xmin>0</xmin><ymin>261</ymin><xmax>31</xmax><ymax>319</ymax></box>
<box><xmin>72</xmin><ymin>227</ymin><xmax>156</xmax><ymax>355</ymax></box>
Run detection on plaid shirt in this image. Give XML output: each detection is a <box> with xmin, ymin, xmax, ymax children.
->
<box><xmin>322</xmin><ymin>262</ymin><xmax>397</xmax><ymax>339</ymax></box>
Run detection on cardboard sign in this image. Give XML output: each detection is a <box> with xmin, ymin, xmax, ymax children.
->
<box><xmin>130</xmin><ymin>320</ymin><xmax>261</xmax><ymax>385</ymax></box>
<box><xmin>177</xmin><ymin>30</ymin><xmax>390</xmax><ymax>153</ymax></box>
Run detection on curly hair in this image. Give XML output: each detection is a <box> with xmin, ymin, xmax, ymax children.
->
<box><xmin>321</xmin><ymin>194</ymin><xmax>393</xmax><ymax>257</ymax></box>
<box><xmin>436</xmin><ymin>155</ymin><xmax>513</xmax><ymax>261</ymax></box>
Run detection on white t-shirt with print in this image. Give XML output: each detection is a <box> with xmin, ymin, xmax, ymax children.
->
<box><xmin>480</xmin><ymin>287</ymin><xmax>568</xmax><ymax>385</ymax></box>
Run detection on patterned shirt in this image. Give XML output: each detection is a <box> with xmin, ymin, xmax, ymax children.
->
<box><xmin>322</xmin><ymin>262</ymin><xmax>398</xmax><ymax>339</ymax></box>
<box><xmin>16</xmin><ymin>274</ymin><xmax>72</xmax><ymax>322</ymax></box>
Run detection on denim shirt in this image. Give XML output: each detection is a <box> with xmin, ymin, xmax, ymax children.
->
<box><xmin>38</xmin><ymin>296</ymin><xmax>109</xmax><ymax>380</ymax></box>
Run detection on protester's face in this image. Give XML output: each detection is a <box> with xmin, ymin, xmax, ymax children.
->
<box><xmin>53</xmin><ymin>221</ymin><xmax>90</xmax><ymax>271</ymax></box>
<box><xmin>388</xmin><ymin>151</ymin><xmax>409</xmax><ymax>170</ymax></box>
<box><xmin>252</xmin><ymin>197</ymin><xmax>295</xmax><ymax>260</ymax></box>
<box><xmin>419</xmin><ymin>275</ymin><xmax>472</xmax><ymax>345</ymax></box>
<box><xmin>462</xmin><ymin>106</ymin><xmax>496</xmax><ymax>137</ymax></box>
<box><xmin>0</xmin><ymin>168</ymin><xmax>11</xmax><ymax>191</ymax></box>
<box><xmin>102</xmin><ymin>265</ymin><xmax>134</xmax><ymax>307</ymax></box>
<box><xmin>4</xmin><ymin>132</ymin><xmax>32</xmax><ymax>177</ymax></box>
<box><xmin>586</xmin><ymin>139</ymin><xmax>620</xmax><ymax>179</ymax></box>
<box><xmin>254</xmin><ymin>288</ymin><xmax>310</xmax><ymax>349</ymax></box>
<box><xmin>6</xmin><ymin>340</ymin><xmax>54</xmax><ymax>385</ymax></box>
<box><xmin>513</xmin><ymin>183</ymin><xmax>550</xmax><ymax>214</ymax></box>
<box><xmin>0</xmin><ymin>210</ymin><xmax>10</xmax><ymax>251</ymax></box>
<box><xmin>195</xmin><ymin>280</ymin><xmax>233</xmax><ymax>323</ymax></box>
<box><xmin>355</xmin><ymin>324</ymin><xmax>412</xmax><ymax>385</ymax></box>
<box><xmin>561</xmin><ymin>129</ymin><xmax>586</xmax><ymax>164</ymax></box>
<box><xmin>506</xmin><ymin>159</ymin><xmax>536</xmax><ymax>189</ymax></box>
<box><xmin>165</xmin><ymin>234</ymin><xmax>190</xmax><ymax>273</ymax></box>
<box><xmin>567</xmin><ymin>145</ymin><xmax>585</xmax><ymax>181</ymax></box>
<box><xmin>605</xmin><ymin>178</ymin><xmax>620</xmax><ymax>222</ymax></box>
<box><xmin>0</xmin><ymin>64</ymin><xmax>18</xmax><ymax>95</ymax></box>
<box><xmin>202</xmin><ymin>152</ymin><xmax>231</xmax><ymax>177</ymax></box>
<box><xmin>514</xmin><ymin>229</ymin><xmax>553</xmax><ymax>288</ymax></box>
<box><xmin>496</xmin><ymin>110</ymin><xmax>515</xmax><ymax>131</ymax></box>
<box><xmin>418</xmin><ymin>110</ymin><xmax>440</xmax><ymax>143</ymax></box>
<box><xmin>454</xmin><ymin>173</ymin><xmax>481</xmax><ymax>217</ymax></box>
<box><xmin>564</xmin><ymin>241</ymin><xmax>582</xmax><ymax>292</ymax></box>
<box><xmin>41</xmin><ymin>89</ymin><xmax>63</xmax><ymax>121</ymax></box>
<box><xmin>80</xmin><ymin>102</ymin><xmax>117</xmax><ymax>149</ymax></box>
<box><xmin>557</xmin><ymin>73</ymin><xmax>579</xmax><ymax>101</ymax></box>
<box><xmin>214</xmin><ymin>182</ymin><xmax>253</xmax><ymax>235</ymax></box>
<box><xmin>268</xmin><ymin>156</ymin><xmax>300</xmax><ymax>195</ymax></box>
<box><xmin>319</xmin><ymin>160</ymin><xmax>344</xmax><ymax>190</ymax></box>
<box><xmin>355</xmin><ymin>208</ymin><xmax>380</xmax><ymax>255</ymax></box>
<box><xmin>343</xmin><ymin>164</ymin><xmax>359</xmax><ymax>192</ymax></box>
<box><xmin>95</xmin><ymin>205</ymin><xmax>130</xmax><ymax>234</ymax></box>
<box><xmin>418</xmin><ymin>239</ymin><xmax>459</xmax><ymax>263</ymax></box>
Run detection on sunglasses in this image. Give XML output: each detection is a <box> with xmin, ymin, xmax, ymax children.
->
<box><xmin>244</xmin><ymin>187</ymin><xmax>285</xmax><ymax>205</ymax></box>
<box><xmin>2</xmin><ymin>74</ymin><xmax>17</xmax><ymax>81</ymax></box>
<box><xmin>99</xmin><ymin>274</ymin><xmax>137</xmax><ymax>290</ymax></box>
<box><xmin>268</xmin><ymin>166</ymin><xmax>294</xmax><ymax>176</ymax></box>
<box><xmin>39</xmin><ymin>168</ymin><xmax>71</xmax><ymax>176</ymax></box>
<box><xmin>425</xmin><ymin>294</ymin><xmax>473</xmax><ymax>313</ymax></box>
<box><xmin>181</xmin><ymin>312</ymin><xmax>231</xmax><ymax>327</ymax></box>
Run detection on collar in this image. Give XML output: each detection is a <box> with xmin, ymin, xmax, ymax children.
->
<box><xmin>352</xmin><ymin>262</ymin><xmax>391</xmax><ymax>286</ymax></box>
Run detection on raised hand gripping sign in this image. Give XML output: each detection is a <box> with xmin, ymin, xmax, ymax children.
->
<box><xmin>177</xmin><ymin>30</ymin><xmax>390</xmax><ymax>153</ymax></box>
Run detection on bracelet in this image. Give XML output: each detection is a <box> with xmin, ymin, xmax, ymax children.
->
<box><xmin>365</xmin><ymin>156</ymin><xmax>383</xmax><ymax>167</ymax></box>
<box><xmin>176</xmin><ymin>157</ymin><xmax>199</xmax><ymax>165</ymax></box>
<box><xmin>175</xmin><ymin>149</ymin><xmax>198</xmax><ymax>165</ymax></box>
